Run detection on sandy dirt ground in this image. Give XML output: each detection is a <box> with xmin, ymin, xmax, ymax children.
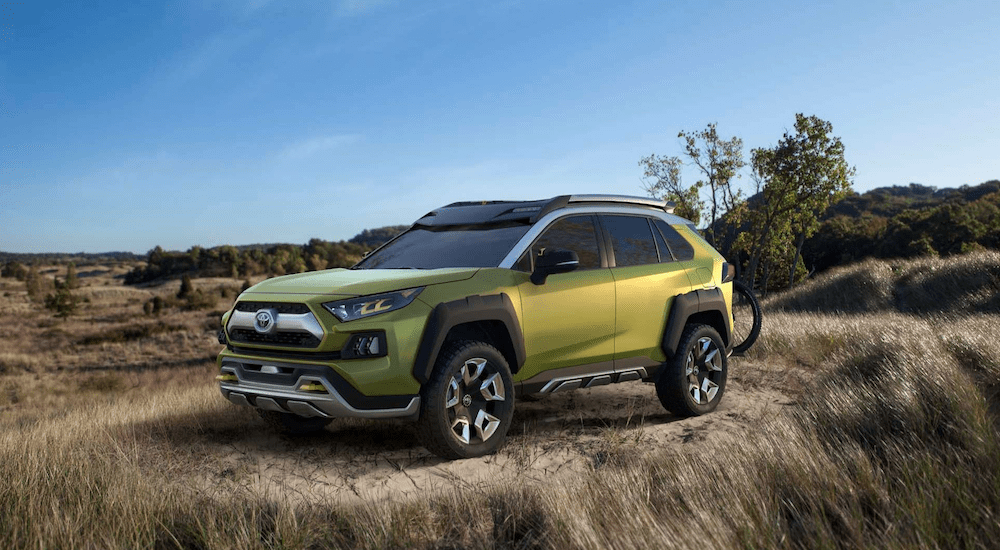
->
<box><xmin>186</xmin><ymin>371</ymin><xmax>791</xmax><ymax>506</ymax></box>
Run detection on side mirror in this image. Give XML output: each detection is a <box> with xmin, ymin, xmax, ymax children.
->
<box><xmin>530</xmin><ymin>248</ymin><xmax>580</xmax><ymax>285</ymax></box>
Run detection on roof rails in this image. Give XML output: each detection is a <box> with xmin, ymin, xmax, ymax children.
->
<box><xmin>529</xmin><ymin>194</ymin><xmax>674</xmax><ymax>222</ymax></box>
<box><xmin>567</xmin><ymin>194</ymin><xmax>667</xmax><ymax>208</ymax></box>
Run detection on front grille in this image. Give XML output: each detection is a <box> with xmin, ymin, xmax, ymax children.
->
<box><xmin>230</xmin><ymin>329</ymin><xmax>322</xmax><ymax>348</ymax></box>
<box><xmin>234</xmin><ymin>301</ymin><xmax>311</xmax><ymax>315</ymax></box>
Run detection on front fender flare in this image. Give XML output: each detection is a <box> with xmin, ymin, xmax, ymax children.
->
<box><xmin>412</xmin><ymin>293</ymin><xmax>526</xmax><ymax>384</ymax></box>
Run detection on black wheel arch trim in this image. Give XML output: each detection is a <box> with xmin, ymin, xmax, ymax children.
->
<box><xmin>413</xmin><ymin>293</ymin><xmax>526</xmax><ymax>384</ymax></box>
<box><xmin>662</xmin><ymin>287</ymin><xmax>733</xmax><ymax>358</ymax></box>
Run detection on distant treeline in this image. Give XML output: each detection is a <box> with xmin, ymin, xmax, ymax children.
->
<box><xmin>5</xmin><ymin>181</ymin><xmax>999</xmax><ymax>290</ymax></box>
<box><xmin>121</xmin><ymin>226</ymin><xmax>409</xmax><ymax>284</ymax></box>
<box><xmin>802</xmin><ymin>180</ymin><xmax>1000</xmax><ymax>273</ymax></box>
<box><xmin>0</xmin><ymin>251</ymin><xmax>143</xmax><ymax>264</ymax></box>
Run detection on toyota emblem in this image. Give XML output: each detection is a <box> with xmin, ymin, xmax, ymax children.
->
<box><xmin>253</xmin><ymin>309</ymin><xmax>278</xmax><ymax>334</ymax></box>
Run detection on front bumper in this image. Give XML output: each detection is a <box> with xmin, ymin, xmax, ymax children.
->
<box><xmin>218</xmin><ymin>357</ymin><xmax>420</xmax><ymax>419</ymax></box>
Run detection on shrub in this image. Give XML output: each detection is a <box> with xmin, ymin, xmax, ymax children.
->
<box><xmin>44</xmin><ymin>282</ymin><xmax>79</xmax><ymax>318</ymax></box>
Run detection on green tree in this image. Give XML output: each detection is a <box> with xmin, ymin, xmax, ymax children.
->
<box><xmin>25</xmin><ymin>264</ymin><xmax>45</xmax><ymax>301</ymax></box>
<box><xmin>638</xmin><ymin>154</ymin><xmax>704</xmax><ymax>224</ymax></box>
<box><xmin>177</xmin><ymin>274</ymin><xmax>194</xmax><ymax>299</ymax></box>
<box><xmin>44</xmin><ymin>279</ymin><xmax>79</xmax><ymax>318</ymax></box>
<box><xmin>1</xmin><ymin>261</ymin><xmax>28</xmax><ymax>280</ymax></box>
<box><xmin>678</xmin><ymin>123</ymin><xmax>746</xmax><ymax>248</ymax></box>
<box><xmin>777</xmin><ymin>115</ymin><xmax>854</xmax><ymax>286</ymax></box>
<box><xmin>65</xmin><ymin>262</ymin><xmax>80</xmax><ymax>289</ymax></box>
<box><xmin>740</xmin><ymin>114</ymin><xmax>854</xmax><ymax>288</ymax></box>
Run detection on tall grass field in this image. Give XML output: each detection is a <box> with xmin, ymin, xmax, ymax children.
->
<box><xmin>1</xmin><ymin>252</ymin><xmax>998</xmax><ymax>549</ymax></box>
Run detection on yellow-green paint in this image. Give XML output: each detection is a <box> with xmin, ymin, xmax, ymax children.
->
<box><xmin>217</xmin><ymin>222</ymin><xmax>728</xmax><ymax>400</ymax></box>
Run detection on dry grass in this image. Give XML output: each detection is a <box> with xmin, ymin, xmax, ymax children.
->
<box><xmin>1</xmin><ymin>256</ymin><xmax>999</xmax><ymax>549</ymax></box>
<box><xmin>764</xmin><ymin>249</ymin><xmax>1000</xmax><ymax>315</ymax></box>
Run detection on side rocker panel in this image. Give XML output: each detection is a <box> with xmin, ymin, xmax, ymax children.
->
<box><xmin>413</xmin><ymin>293</ymin><xmax>526</xmax><ymax>384</ymax></box>
<box><xmin>662</xmin><ymin>287</ymin><xmax>732</xmax><ymax>358</ymax></box>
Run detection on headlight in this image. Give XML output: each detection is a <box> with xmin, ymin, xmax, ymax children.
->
<box><xmin>322</xmin><ymin>287</ymin><xmax>424</xmax><ymax>322</ymax></box>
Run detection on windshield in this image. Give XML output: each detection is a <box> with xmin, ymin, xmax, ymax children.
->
<box><xmin>354</xmin><ymin>223</ymin><xmax>531</xmax><ymax>269</ymax></box>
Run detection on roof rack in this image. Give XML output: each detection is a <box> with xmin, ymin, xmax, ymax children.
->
<box><xmin>529</xmin><ymin>194</ymin><xmax>674</xmax><ymax>222</ymax></box>
<box><xmin>416</xmin><ymin>194</ymin><xmax>678</xmax><ymax>226</ymax></box>
<box><xmin>567</xmin><ymin>194</ymin><xmax>667</xmax><ymax>208</ymax></box>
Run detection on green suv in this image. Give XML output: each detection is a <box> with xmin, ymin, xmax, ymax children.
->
<box><xmin>216</xmin><ymin>195</ymin><xmax>738</xmax><ymax>459</ymax></box>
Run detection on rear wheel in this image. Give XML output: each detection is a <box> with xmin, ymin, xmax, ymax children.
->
<box><xmin>416</xmin><ymin>340</ymin><xmax>515</xmax><ymax>459</ymax></box>
<box><xmin>258</xmin><ymin>410</ymin><xmax>333</xmax><ymax>435</ymax></box>
<box><xmin>656</xmin><ymin>324</ymin><xmax>727</xmax><ymax>416</ymax></box>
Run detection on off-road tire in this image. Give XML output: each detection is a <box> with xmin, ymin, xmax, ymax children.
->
<box><xmin>656</xmin><ymin>324</ymin><xmax>728</xmax><ymax>417</ymax></box>
<box><xmin>416</xmin><ymin>340</ymin><xmax>515</xmax><ymax>460</ymax></box>
<box><xmin>258</xmin><ymin>410</ymin><xmax>333</xmax><ymax>435</ymax></box>
<box><xmin>731</xmin><ymin>280</ymin><xmax>762</xmax><ymax>354</ymax></box>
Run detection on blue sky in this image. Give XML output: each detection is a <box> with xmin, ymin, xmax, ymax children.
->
<box><xmin>2</xmin><ymin>0</ymin><xmax>998</xmax><ymax>253</ymax></box>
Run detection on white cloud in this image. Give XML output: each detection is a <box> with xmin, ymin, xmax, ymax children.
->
<box><xmin>278</xmin><ymin>134</ymin><xmax>360</xmax><ymax>160</ymax></box>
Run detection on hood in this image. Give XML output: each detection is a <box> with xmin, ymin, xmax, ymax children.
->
<box><xmin>243</xmin><ymin>267</ymin><xmax>480</xmax><ymax>297</ymax></box>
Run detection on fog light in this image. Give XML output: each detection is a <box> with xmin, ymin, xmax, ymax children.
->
<box><xmin>298</xmin><ymin>382</ymin><xmax>327</xmax><ymax>393</ymax></box>
<box><xmin>341</xmin><ymin>332</ymin><xmax>387</xmax><ymax>359</ymax></box>
<box><xmin>216</xmin><ymin>373</ymin><xmax>237</xmax><ymax>382</ymax></box>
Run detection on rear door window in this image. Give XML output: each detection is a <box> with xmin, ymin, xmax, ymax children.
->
<box><xmin>602</xmin><ymin>215</ymin><xmax>659</xmax><ymax>267</ymax></box>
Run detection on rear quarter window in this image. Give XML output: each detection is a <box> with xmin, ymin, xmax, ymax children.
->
<box><xmin>653</xmin><ymin>219</ymin><xmax>695</xmax><ymax>262</ymax></box>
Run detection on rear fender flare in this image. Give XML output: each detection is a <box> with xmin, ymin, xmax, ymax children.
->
<box><xmin>662</xmin><ymin>287</ymin><xmax>732</xmax><ymax>358</ymax></box>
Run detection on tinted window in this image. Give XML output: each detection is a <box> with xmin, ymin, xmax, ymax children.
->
<box><xmin>603</xmin><ymin>215</ymin><xmax>658</xmax><ymax>267</ymax></box>
<box><xmin>651</xmin><ymin>220</ymin><xmax>674</xmax><ymax>261</ymax></box>
<box><xmin>528</xmin><ymin>215</ymin><xmax>602</xmax><ymax>270</ymax></box>
<box><xmin>355</xmin><ymin>224</ymin><xmax>531</xmax><ymax>269</ymax></box>
<box><xmin>654</xmin><ymin>220</ymin><xmax>695</xmax><ymax>262</ymax></box>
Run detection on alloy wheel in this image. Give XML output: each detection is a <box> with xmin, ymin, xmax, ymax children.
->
<box><xmin>444</xmin><ymin>358</ymin><xmax>507</xmax><ymax>445</ymax></box>
<box><xmin>685</xmin><ymin>337</ymin><xmax>723</xmax><ymax>405</ymax></box>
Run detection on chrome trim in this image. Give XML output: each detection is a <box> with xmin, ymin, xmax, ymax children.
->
<box><xmin>498</xmin><ymin>205</ymin><xmax>691</xmax><ymax>269</ymax></box>
<box><xmin>537</xmin><ymin>367</ymin><xmax>648</xmax><ymax>394</ymax></box>
<box><xmin>255</xmin><ymin>396</ymin><xmax>284</xmax><ymax>413</ymax></box>
<box><xmin>228</xmin><ymin>392</ymin><xmax>252</xmax><ymax>407</ymax></box>
<box><xmin>552</xmin><ymin>380</ymin><xmax>582</xmax><ymax>393</ymax></box>
<box><xmin>585</xmin><ymin>374</ymin><xmax>612</xmax><ymax>388</ymax></box>
<box><xmin>286</xmin><ymin>401</ymin><xmax>326</xmax><ymax>418</ymax></box>
<box><xmin>219</xmin><ymin>367</ymin><xmax>419</xmax><ymax>419</ymax></box>
<box><xmin>227</xmin><ymin>310</ymin><xmax>324</xmax><ymax>341</ymax></box>
<box><xmin>539</xmin><ymin>368</ymin><xmax>614</xmax><ymax>393</ymax></box>
<box><xmin>616</xmin><ymin>370</ymin><xmax>643</xmax><ymax>383</ymax></box>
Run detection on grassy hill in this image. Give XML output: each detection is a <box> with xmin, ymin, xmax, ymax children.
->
<box><xmin>764</xmin><ymin>249</ymin><xmax>1000</xmax><ymax>314</ymax></box>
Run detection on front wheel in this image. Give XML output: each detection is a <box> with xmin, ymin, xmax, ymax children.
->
<box><xmin>656</xmin><ymin>324</ymin><xmax>728</xmax><ymax>416</ymax></box>
<box><xmin>416</xmin><ymin>340</ymin><xmax>515</xmax><ymax>459</ymax></box>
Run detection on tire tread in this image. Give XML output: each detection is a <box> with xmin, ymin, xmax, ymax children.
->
<box><xmin>656</xmin><ymin>323</ymin><xmax>727</xmax><ymax>417</ymax></box>
<box><xmin>415</xmin><ymin>340</ymin><xmax>513</xmax><ymax>460</ymax></box>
